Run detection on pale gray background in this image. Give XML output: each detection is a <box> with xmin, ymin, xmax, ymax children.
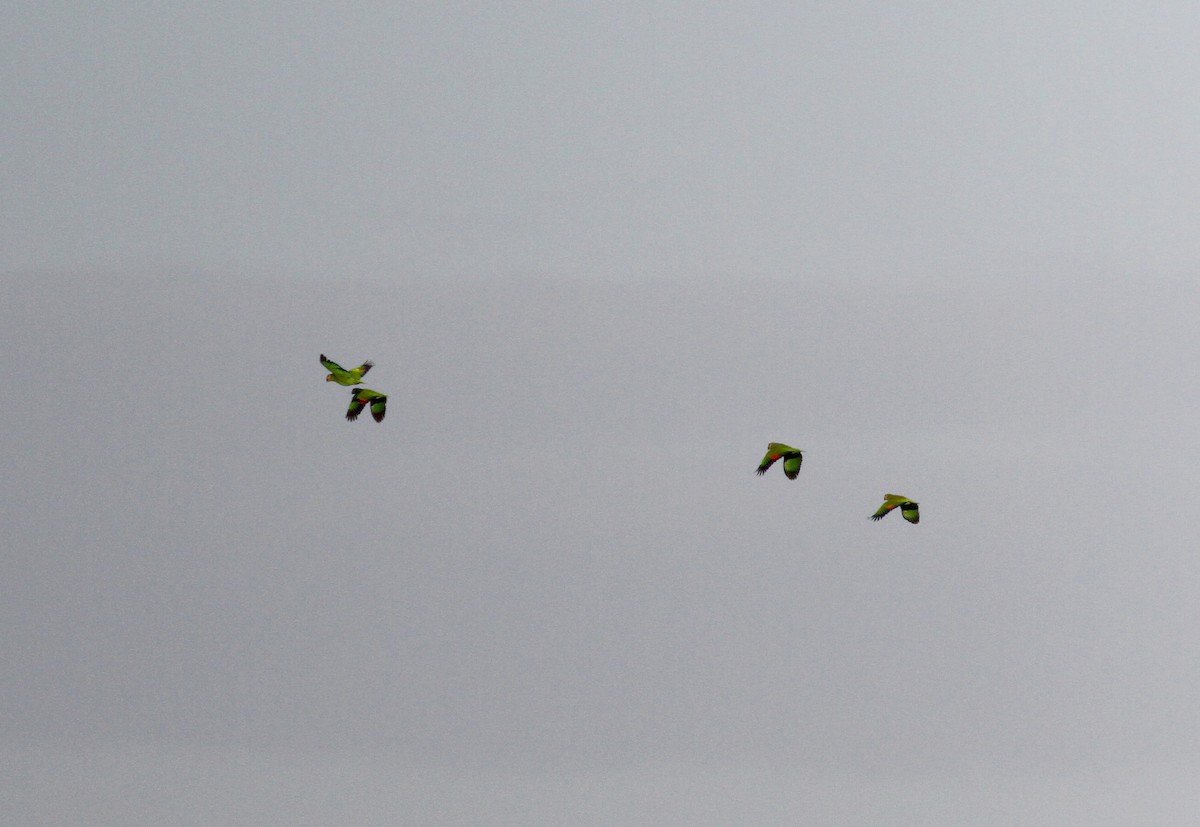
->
<box><xmin>4</xmin><ymin>2</ymin><xmax>1200</xmax><ymax>825</ymax></box>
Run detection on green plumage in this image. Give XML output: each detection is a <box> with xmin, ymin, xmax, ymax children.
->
<box><xmin>346</xmin><ymin>388</ymin><xmax>388</xmax><ymax>423</ymax></box>
<box><xmin>321</xmin><ymin>354</ymin><xmax>373</xmax><ymax>386</ymax></box>
<box><xmin>755</xmin><ymin>442</ymin><xmax>804</xmax><ymax>479</ymax></box>
<box><xmin>870</xmin><ymin>494</ymin><xmax>919</xmax><ymax>524</ymax></box>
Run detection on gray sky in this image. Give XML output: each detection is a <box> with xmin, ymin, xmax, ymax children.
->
<box><xmin>5</xmin><ymin>3</ymin><xmax>1200</xmax><ymax>824</ymax></box>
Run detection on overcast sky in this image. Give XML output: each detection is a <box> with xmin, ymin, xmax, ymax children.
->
<box><xmin>5</xmin><ymin>3</ymin><xmax>1200</xmax><ymax>825</ymax></box>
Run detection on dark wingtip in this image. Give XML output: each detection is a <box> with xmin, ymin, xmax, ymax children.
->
<box><xmin>755</xmin><ymin>468</ymin><xmax>767</xmax><ymax>476</ymax></box>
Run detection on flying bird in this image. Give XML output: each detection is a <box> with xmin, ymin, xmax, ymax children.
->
<box><xmin>755</xmin><ymin>443</ymin><xmax>804</xmax><ymax>479</ymax></box>
<box><xmin>870</xmin><ymin>494</ymin><xmax>919</xmax><ymax>524</ymax></box>
<box><xmin>320</xmin><ymin>354</ymin><xmax>373</xmax><ymax>386</ymax></box>
<box><xmin>346</xmin><ymin>389</ymin><xmax>388</xmax><ymax>422</ymax></box>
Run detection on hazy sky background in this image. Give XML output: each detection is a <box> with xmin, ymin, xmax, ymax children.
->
<box><xmin>5</xmin><ymin>2</ymin><xmax>1200</xmax><ymax>824</ymax></box>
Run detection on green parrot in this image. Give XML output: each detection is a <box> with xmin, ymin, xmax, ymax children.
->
<box><xmin>870</xmin><ymin>494</ymin><xmax>919</xmax><ymax>524</ymax></box>
<box><xmin>346</xmin><ymin>389</ymin><xmax>388</xmax><ymax>423</ymax></box>
<box><xmin>755</xmin><ymin>442</ymin><xmax>804</xmax><ymax>479</ymax></box>
<box><xmin>320</xmin><ymin>354</ymin><xmax>374</xmax><ymax>386</ymax></box>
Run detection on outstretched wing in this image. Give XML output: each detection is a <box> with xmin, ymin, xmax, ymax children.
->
<box><xmin>782</xmin><ymin>453</ymin><xmax>803</xmax><ymax>479</ymax></box>
<box><xmin>870</xmin><ymin>494</ymin><xmax>908</xmax><ymax>521</ymax></box>
<box><xmin>321</xmin><ymin>354</ymin><xmax>358</xmax><ymax>385</ymax></box>
<box><xmin>346</xmin><ymin>389</ymin><xmax>368</xmax><ymax>421</ymax></box>
<box><xmin>900</xmin><ymin>502</ymin><xmax>920</xmax><ymax>524</ymax></box>
<box><xmin>321</xmin><ymin>354</ymin><xmax>347</xmax><ymax>375</ymax></box>
<box><xmin>756</xmin><ymin>442</ymin><xmax>797</xmax><ymax>476</ymax></box>
<box><xmin>368</xmin><ymin>392</ymin><xmax>387</xmax><ymax>423</ymax></box>
<box><xmin>351</xmin><ymin>361</ymin><xmax>374</xmax><ymax>380</ymax></box>
<box><xmin>756</xmin><ymin>453</ymin><xmax>780</xmax><ymax>476</ymax></box>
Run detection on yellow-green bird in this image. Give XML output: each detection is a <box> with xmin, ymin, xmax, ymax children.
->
<box><xmin>871</xmin><ymin>494</ymin><xmax>919</xmax><ymax>524</ymax></box>
<box><xmin>346</xmin><ymin>388</ymin><xmax>388</xmax><ymax>423</ymax></box>
<box><xmin>320</xmin><ymin>354</ymin><xmax>374</xmax><ymax>386</ymax></box>
<box><xmin>756</xmin><ymin>442</ymin><xmax>804</xmax><ymax>479</ymax></box>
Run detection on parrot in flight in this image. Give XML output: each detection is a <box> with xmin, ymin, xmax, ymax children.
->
<box><xmin>320</xmin><ymin>354</ymin><xmax>374</xmax><ymax>386</ymax></box>
<box><xmin>346</xmin><ymin>388</ymin><xmax>388</xmax><ymax>423</ymax></box>
<box><xmin>755</xmin><ymin>443</ymin><xmax>804</xmax><ymax>479</ymax></box>
<box><xmin>870</xmin><ymin>494</ymin><xmax>919</xmax><ymax>524</ymax></box>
